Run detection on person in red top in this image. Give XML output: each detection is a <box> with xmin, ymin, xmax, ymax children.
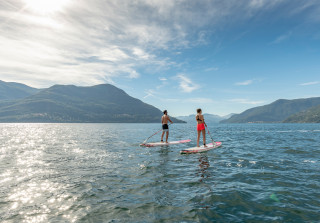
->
<box><xmin>196</xmin><ymin>108</ymin><xmax>206</xmax><ymax>147</ymax></box>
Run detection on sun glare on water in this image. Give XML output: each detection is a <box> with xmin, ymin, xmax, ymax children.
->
<box><xmin>24</xmin><ymin>0</ymin><xmax>70</xmax><ymax>14</ymax></box>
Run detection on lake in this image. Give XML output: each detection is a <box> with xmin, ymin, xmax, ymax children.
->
<box><xmin>0</xmin><ymin>123</ymin><xmax>319</xmax><ymax>222</ymax></box>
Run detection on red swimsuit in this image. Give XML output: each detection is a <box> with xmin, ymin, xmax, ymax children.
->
<box><xmin>196</xmin><ymin>115</ymin><xmax>205</xmax><ymax>131</ymax></box>
<box><xmin>197</xmin><ymin>123</ymin><xmax>205</xmax><ymax>131</ymax></box>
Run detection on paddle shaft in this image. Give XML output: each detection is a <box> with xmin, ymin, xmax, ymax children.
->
<box><xmin>143</xmin><ymin>123</ymin><xmax>172</xmax><ymax>144</ymax></box>
<box><xmin>204</xmin><ymin>123</ymin><xmax>215</xmax><ymax>143</ymax></box>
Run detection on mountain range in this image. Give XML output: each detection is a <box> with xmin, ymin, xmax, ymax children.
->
<box><xmin>283</xmin><ymin>104</ymin><xmax>320</xmax><ymax>123</ymax></box>
<box><xmin>177</xmin><ymin>113</ymin><xmax>235</xmax><ymax>123</ymax></box>
<box><xmin>0</xmin><ymin>81</ymin><xmax>184</xmax><ymax>123</ymax></box>
<box><xmin>221</xmin><ymin>97</ymin><xmax>320</xmax><ymax>123</ymax></box>
<box><xmin>1</xmin><ymin>80</ymin><xmax>320</xmax><ymax>123</ymax></box>
<box><xmin>0</xmin><ymin>80</ymin><xmax>40</xmax><ymax>100</ymax></box>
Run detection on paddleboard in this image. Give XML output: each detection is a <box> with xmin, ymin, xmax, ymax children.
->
<box><xmin>180</xmin><ymin>141</ymin><xmax>222</xmax><ymax>154</ymax></box>
<box><xmin>140</xmin><ymin>139</ymin><xmax>191</xmax><ymax>147</ymax></box>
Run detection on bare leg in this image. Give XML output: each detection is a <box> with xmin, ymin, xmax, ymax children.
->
<box><xmin>166</xmin><ymin>131</ymin><xmax>169</xmax><ymax>143</ymax></box>
<box><xmin>197</xmin><ymin>130</ymin><xmax>201</xmax><ymax>147</ymax></box>
<box><xmin>202</xmin><ymin>129</ymin><xmax>206</xmax><ymax>147</ymax></box>
<box><xmin>161</xmin><ymin>131</ymin><xmax>165</xmax><ymax>142</ymax></box>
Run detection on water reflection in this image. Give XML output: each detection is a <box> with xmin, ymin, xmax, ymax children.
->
<box><xmin>153</xmin><ymin>147</ymin><xmax>174</xmax><ymax>206</ymax></box>
<box><xmin>0</xmin><ymin>124</ymin><xmax>83</xmax><ymax>223</ymax></box>
<box><xmin>198</xmin><ymin>155</ymin><xmax>210</xmax><ymax>183</ymax></box>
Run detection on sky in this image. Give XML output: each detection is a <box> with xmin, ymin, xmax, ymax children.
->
<box><xmin>0</xmin><ymin>0</ymin><xmax>320</xmax><ymax>116</ymax></box>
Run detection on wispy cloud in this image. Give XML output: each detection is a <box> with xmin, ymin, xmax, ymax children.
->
<box><xmin>229</xmin><ymin>98</ymin><xmax>264</xmax><ymax>105</ymax></box>
<box><xmin>160</xmin><ymin>97</ymin><xmax>213</xmax><ymax>103</ymax></box>
<box><xmin>176</xmin><ymin>74</ymin><xmax>199</xmax><ymax>93</ymax></box>
<box><xmin>184</xmin><ymin>98</ymin><xmax>214</xmax><ymax>103</ymax></box>
<box><xmin>0</xmin><ymin>0</ymin><xmax>201</xmax><ymax>87</ymax></box>
<box><xmin>156</xmin><ymin>77</ymin><xmax>169</xmax><ymax>89</ymax></box>
<box><xmin>205</xmin><ymin>67</ymin><xmax>219</xmax><ymax>72</ymax></box>
<box><xmin>235</xmin><ymin>80</ymin><xmax>253</xmax><ymax>86</ymax></box>
<box><xmin>300</xmin><ymin>81</ymin><xmax>319</xmax><ymax>86</ymax></box>
<box><xmin>143</xmin><ymin>89</ymin><xmax>156</xmax><ymax>98</ymax></box>
<box><xmin>271</xmin><ymin>32</ymin><xmax>292</xmax><ymax>44</ymax></box>
<box><xmin>0</xmin><ymin>0</ymin><xmax>319</xmax><ymax>88</ymax></box>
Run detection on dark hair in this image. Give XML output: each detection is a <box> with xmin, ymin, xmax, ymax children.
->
<box><xmin>163</xmin><ymin>110</ymin><xmax>167</xmax><ymax>114</ymax></box>
<box><xmin>197</xmin><ymin>108</ymin><xmax>202</xmax><ymax>114</ymax></box>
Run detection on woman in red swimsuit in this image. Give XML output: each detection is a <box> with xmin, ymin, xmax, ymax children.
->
<box><xmin>196</xmin><ymin>108</ymin><xmax>206</xmax><ymax>147</ymax></box>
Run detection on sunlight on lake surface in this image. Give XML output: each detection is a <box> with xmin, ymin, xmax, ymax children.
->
<box><xmin>0</xmin><ymin>123</ymin><xmax>319</xmax><ymax>222</ymax></box>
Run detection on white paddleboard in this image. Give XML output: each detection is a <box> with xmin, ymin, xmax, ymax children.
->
<box><xmin>140</xmin><ymin>139</ymin><xmax>191</xmax><ymax>147</ymax></box>
<box><xmin>180</xmin><ymin>142</ymin><xmax>222</xmax><ymax>154</ymax></box>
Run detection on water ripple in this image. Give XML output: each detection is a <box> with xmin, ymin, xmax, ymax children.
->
<box><xmin>0</xmin><ymin>123</ymin><xmax>319</xmax><ymax>222</ymax></box>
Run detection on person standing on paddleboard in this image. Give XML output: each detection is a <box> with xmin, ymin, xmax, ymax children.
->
<box><xmin>161</xmin><ymin>110</ymin><xmax>173</xmax><ymax>143</ymax></box>
<box><xmin>196</xmin><ymin>108</ymin><xmax>206</xmax><ymax>147</ymax></box>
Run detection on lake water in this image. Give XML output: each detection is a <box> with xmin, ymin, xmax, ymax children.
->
<box><xmin>0</xmin><ymin>123</ymin><xmax>319</xmax><ymax>222</ymax></box>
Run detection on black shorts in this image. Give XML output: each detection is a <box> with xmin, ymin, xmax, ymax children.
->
<box><xmin>162</xmin><ymin>124</ymin><xmax>169</xmax><ymax>132</ymax></box>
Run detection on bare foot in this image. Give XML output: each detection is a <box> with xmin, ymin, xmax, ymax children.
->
<box><xmin>204</xmin><ymin>144</ymin><xmax>207</xmax><ymax>147</ymax></box>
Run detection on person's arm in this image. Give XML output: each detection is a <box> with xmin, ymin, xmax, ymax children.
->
<box><xmin>168</xmin><ymin>116</ymin><xmax>173</xmax><ymax>123</ymax></box>
<box><xmin>161</xmin><ymin>115</ymin><xmax>164</xmax><ymax>124</ymax></box>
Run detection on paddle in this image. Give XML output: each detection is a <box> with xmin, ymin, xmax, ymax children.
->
<box><xmin>204</xmin><ymin>123</ymin><xmax>216</xmax><ymax>144</ymax></box>
<box><xmin>141</xmin><ymin>123</ymin><xmax>172</xmax><ymax>145</ymax></box>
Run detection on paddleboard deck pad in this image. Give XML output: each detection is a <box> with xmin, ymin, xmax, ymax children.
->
<box><xmin>140</xmin><ymin>139</ymin><xmax>191</xmax><ymax>147</ymax></box>
<box><xmin>180</xmin><ymin>142</ymin><xmax>222</xmax><ymax>154</ymax></box>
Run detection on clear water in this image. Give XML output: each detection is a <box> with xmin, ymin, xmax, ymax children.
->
<box><xmin>0</xmin><ymin>123</ymin><xmax>319</xmax><ymax>222</ymax></box>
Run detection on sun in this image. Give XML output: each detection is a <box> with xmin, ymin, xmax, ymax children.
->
<box><xmin>24</xmin><ymin>0</ymin><xmax>69</xmax><ymax>14</ymax></box>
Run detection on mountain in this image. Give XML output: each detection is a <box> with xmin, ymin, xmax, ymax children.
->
<box><xmin>283</xmin><ymin>104</ymin><xmax>320</xmax><ymax>123</ymax></box>
<box><xmin>222</xmin><ymin>113</ymin><xmax>236</xmax><ymax>120</ymax></box>
<box><xmin>177</xmin><ymin>113</ymin><xmax>235</xmax><ymax>123</ymax></box>
<box><xmin>0</xmin><ymin>84</ymin><xmax>184</xmax><ymax>123</ymax></box>
<box><xmin>0</xmin><ymin>80</ymin><xmax>40</xmax><ymax>100</ymax></box>
<box><xmin>221</xmin><ymin>97</ymin><xmax>320</xmax><ymax>123</ymax></box>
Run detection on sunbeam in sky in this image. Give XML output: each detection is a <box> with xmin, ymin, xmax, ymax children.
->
<box><xmin>24</xmin><ymin>0</ymin><xmax>70</xmax><ymax>14</ymax></box>
<box><xmin>0</xmin><ymin>0</ymin><xmax>320</xmax><ymax>116</ymax></box>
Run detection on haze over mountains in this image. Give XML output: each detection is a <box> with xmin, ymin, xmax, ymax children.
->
<box><xmin>0</xmin><ymin>80</ymin><xmax>183</xmax><ymax>123</ymax></box>
<box><xmin>0</xmin><ymin>80</ymin><xmax>319</xmax><ymax>123</ymax></box>
<box><xmin>177</xmin><ymin>113</ymin><xmax>235</xmax><ymax>123</ymax></box>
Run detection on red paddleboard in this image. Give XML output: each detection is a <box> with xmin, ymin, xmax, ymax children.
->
<box><xmin>180</xmin><ymin>142</ymin><xmax>222</xmax><ymax>154</ymax></box>
<box><xmin>140</xmin><ymin>139</ymin><xmax>191</xmax><ymax>147</ymax></box>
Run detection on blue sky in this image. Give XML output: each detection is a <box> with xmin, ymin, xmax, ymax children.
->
<box><xmin>0</xmin><ymin>0</ymin><xmax>319</xmax><ymax>116</ymax></box>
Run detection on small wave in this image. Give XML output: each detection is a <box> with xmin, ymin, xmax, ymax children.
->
<box><xmin>303</xmin><ymin>160</ymin><xmax>316</xmax><ymax>163</ymax></box>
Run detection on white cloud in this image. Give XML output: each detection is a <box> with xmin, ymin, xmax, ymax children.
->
<box><xmin>155</xmin><ymin>77</ymin><xmax>169</xmax><ymax>89</ymax></box>
<box><xmin>205</xmin><ymin>67</ymin><xmax>219</xmax><ymax>72</ymax></box>
<box><xmin>159</xmin><ymin>97</ymin><xmax>213</xmax><ymax>103</ymax></box>
<box><xmin>176</xmin><ymin>74</ymin><xmax>199</xmax><ymax>93</ymax></box>
<box><xmin>143</xmin><ymin>89</ymin><xmax>155</xmax><ymax>98</ymax></box>
<box><xmin>271</xmin><ymin>32</ymin><xmax>292</xmax><ymax>44</ymax></box>
<box><xmin>184</xmin><ymin>98</ymin><xmax>214</xmax><ymax>103</ymax></box>
<box><xmin>0</xmin><ymin>0</ymin><xmax>320</xmax><ymax>87</ymax></box>
<box><xmin>229</xmin><ymin>99</ymin><xmax>264</xmax><ymax>105</ymax></box>
<box><xmin>235</xmin><ymin>80</ymin><xmax>253</xmax><ymax>86</ymax></box>
<box><xmin>300</xmin><ymin>81</ymin><xmax>319</xmax><ymax>86</ymax></box>
<box><xmin>0</xmin><ymin>0</ymin><xmax>190</xmax><ymax>87</ymax></box>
